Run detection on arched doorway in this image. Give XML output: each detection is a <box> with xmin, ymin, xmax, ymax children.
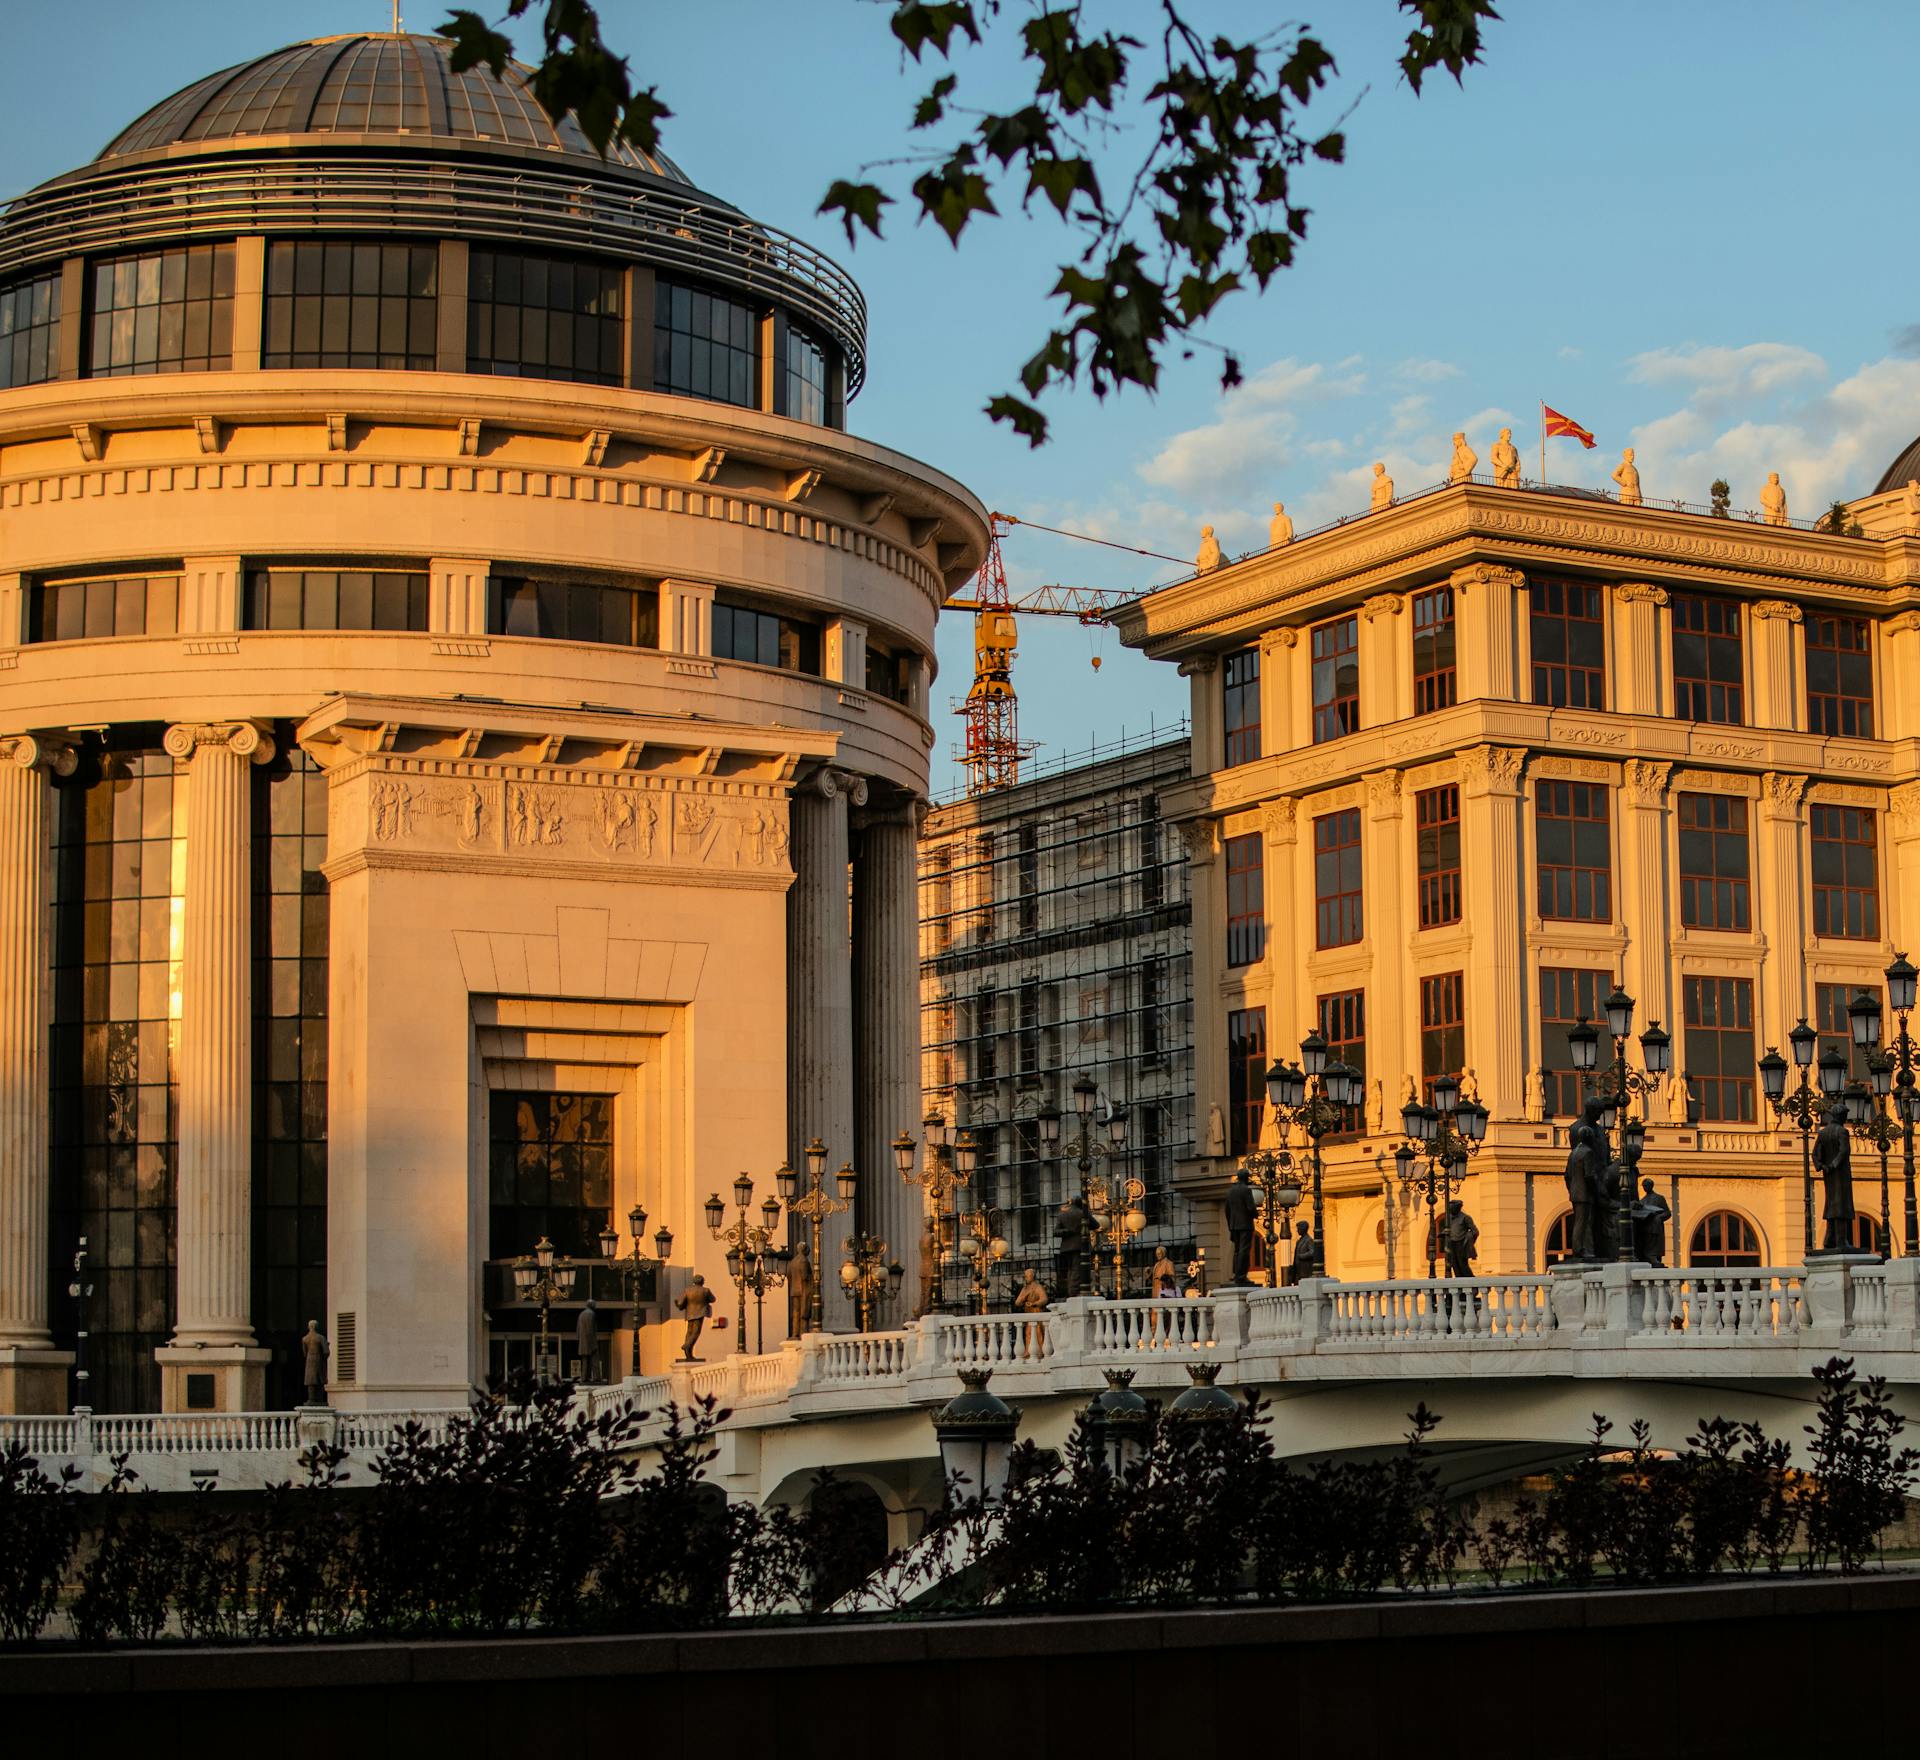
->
<box><xmin>1688</xmin><ymin>1211</ymin><xmax>1763</xmax><ymax>1268</ymax></box>
<box><xmin>1543</xmin><ymin>1211</ymin><xmax>1574</xmax><ymax>1267</ymax></box>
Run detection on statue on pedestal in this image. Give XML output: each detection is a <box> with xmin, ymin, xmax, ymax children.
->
<box><xmin>1288</xmin><ymin>1222</ymin><xmax>1320</xmax><ymax>1285</ymax></box>
<box><xmin>1563</xmin><ymin>1120</ymin><xmax>1601</xmax><ymax>1261</ymax></box>
<box><xmin>1195</xmin><ymin>525</ymin><xmax>1224</xmax><ymax>573</ymax></box>
<box><xmin>674</xmin><ymin>1274</ymin><xmax>714</xmax><ymax>1361</ymax></box>
<box><xmin>1449</xmin><ymin>432</ymin><xmax>1478</xmax><ymax>484</ymax></box>
<box><xmin>1370</xmin><ymin>462</ymin><xmax>1395</xmax><ymax>511</ymax></box>
<box><xmin>787</xmin><ymin>1241</ymin><xmax>815</xmax><ymax>1335</ymax></box>
<box><xmin>1612</xmin><ymin>448</ymin><xmax>1642</xmax><ymax>506</ymax></box>
<box><xmin>301</xmin><ymin>1320</ymin><xmax>329</xmax><ymax>1406</ymax></box>
<box><xmin>1814</xmin><ymin>1100</ymin><xmax>1857</xmax><ymax>1250</ymax></box>
<box><xmin>1760</xmin><ymin>471</ymin><xmax>1789</xmax><ymax>527</ymax></box>
<box><xmin>1270</xmin><ymin>501</ymin><xmax>1295</xmax><ymax>547</ymax></box>
<box><xmin>1904</xmin><ymin>478</ymin><xmax>1920</xmax><ymax>536</ymax></box>
<box><xmin>916</xmin><ymin>1218</ymin><xmax>940</xmax><ymax>1317</ymax></box>
<box><xmin>1591</xmin><ymin>1158</ymin><xmax>1624</xmax><ymax>1261</ymax></box>
<box><xmin>574</xmin><ymin>1300</ymin><xmax>599</xmax><ymax>1383</ymax></box>
<box><xmin>1205</xmin><ymin>1102</ymin><xmax>1228</xmax><ymax>1159</ymax></box>
<box><xmin>1491</xmin><ymin>427</ymin><xmax>1521</xmax><ymax>489</ymax></box>
<box><xmin>1442</xmin><ymin>1200</ymin><xmax>1479</xmax><ymax>1278</ymax></box>
<box><xmin>1054</xmin><ymin>1194</ymin><xmax>1094</xmax><ymax>1297</ymax></box>
<box><xmin>1224</xmin><ymin>1166</ymin><xmax>1258</xmax><ymax>1285</ymax></box>
<box><xmin>1631</xmin><ymin>1178</ymin><xmax>1672</xmax><ymax>1268</ymax></box>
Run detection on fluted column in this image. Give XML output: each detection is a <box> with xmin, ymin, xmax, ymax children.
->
<box><xmin>1750</xmin><ymin>600</ymin><xmax>1803</xmax><ymax>731</ymax></box>
<box><xmin>1363</xmin><ymin>769</ymin><xmax>1406</xmax><ymax>1118</ymax></box>
<box><xmin>788</xmin><ymin>766</ymin><xmax>859</xmax><ymax>1311</ymax></box>
<box><xmin>1619</xmin><ymin>760</ymin><xmax>1676</xmax><ymax>1116</ymax></box>
<box><xmin>160</xmin><ymin>722</ymin><xmax>273</xmax><ymax>1406</ymax></box>
<box><xmin>1756</xmin><ymin>772</ymin><xmax>1810</xmax><ymax>1050</ymax></box>
<box><xmin>0</xmin><ymin>738</ymin><xmax>75</xmax><ymax>1401</ymax></box>
<box><xmin>852</xmin><ymin>801</ymin><xmax>921</xmax><ymax>1269</ymax></box>
<box><xmin>1613</xmin><ymin>584</ymin><xmax>1670</xmax><ymax>717</ymax></box>
<box><xmin>1458</xmin><ymin>745</ymin><xmax>1529</xmax><ymax>1121</ymax></box>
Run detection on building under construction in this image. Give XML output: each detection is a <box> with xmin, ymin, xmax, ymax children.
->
<box><xmin>917</xmin><ymin>726</ymin><xmax>1196</xmax><ymax>1303</ymax></box>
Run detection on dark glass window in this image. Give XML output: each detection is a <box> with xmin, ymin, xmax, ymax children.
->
<box><xmin>1809</xmin><ymin>804</ymin><xmax>1879</xmax><ymax>940</ymax></box>
<box><xmin>654</xmin><ymin>278</ymin><xmax>759</xmax><ymax>407</ymax></box>
<box><xmin>976</xmin><ymin>833</ymin><xmax>995</xmax><ymax>945</ymax></box>
<box><xmin>1314</xmin><ymin>808</ymin><xmax>1363</xmax><ymax>949</ymax></box>
<box><xmin>1682</xmin><ymin>976</ymin><xmax>1755</xmax><ymax>1123</ymax></box>
<box><xmin>489</xmin><ymin>1092</ymin><xmax>614</xmax><ymax>1261</ymax></box>
<box><xmin>88</xmin><ymin>245</ymin><xmax>234</xmax><ymax>377</ymax></box>
<box><xmin>1689</xmin><ymin>1211</ymin><xmax>1762</xmax><ymax>1269</ymax></box>
<box><xmin>1227</xmin><ymin>1006</ymin><xmax>1268</xmax><ymax>1157</ymax></box>
<box><xmin>1419</xmin><ymin>972</ymin><xmax>1464</xmax><ymax>1103</ymax></box>
<box><xmin>0</xmin><ymin>269</ymin><xmax>61</xmax><ymax>388</ymax></box>
<box><xmin>246</xmin><ymin>570</ymin><xmax>430</xmax><ymax>633</ymax></box>
<box><xmin>1139</xmin><ymin>954</ymin><xmax>1165</xmax><ymax>1061</ymax></box>
<box><xmin>1139</xmin><ymin>800</ymin><xmax>1165</xmax><ymax>911</ymax></box>
<box><xmin>1017</xmin><ymin>823</ymin><xmax>1039</xmax><ymax>936</ymax></box>
<box><xmin>1815</xmin><ymin>982</ymin><xmax>1882</xmax><ymax>1083</ymax></box>
<box><xmin>1411</xmin><ymin>587</ymin><xmax>1456</xmax><ymax>714</ymax></box>
<box><xmin>48</xmin><ymin>742</ymin><xmax>185</xmax><ymax>1414</ymax></box>
<box><xmin>264</xmin><ymin>240</ymin><xmax>437</xmax><ymax>371</ymax></box>
<box><xmin>1528</xmin><ymin>579</ymin><xmax>1607</xmax><ymax>709</ymax></box>
<box><xmin>468</xmin><ymin>248</ymin><xmax>623</xmax><ymax>385</ymax></box>
<box><xmin>1225</xmin><ymin>831</ymin><xmax>1265</xmax><ymax>967</ymax></box>
<box><xmin>252</xmin><ymin>744</ymin><xmax>329</xmax><ymax>1411</ymax></box>
<box><xmin>1317</xmin><ymin>990</ymin><xmax>1366</xmax><ymax>1138</ymax></box>
<box><xmin>712</xmin><ymin>600</ymin><xmax>820</xmax><ymax>673</ymax></box>
<box><xmin>1311</xmin><ymin>615</ymin><xmax>1360</xmax><ymax>743</ymax></box>
<box><xmin>1415</xmin><ymin>784</ymin><xmax>1460</xmax><ymax>929</ymax></box>
<box><xmin>1671</xmin><ymin>593</ymin><xmax>1744</xmax><ymax>724</ymax></box>
<box><xmin>1536</xmin><ymin>780</ymin><xmax>1611</xmax><ymax>922</ymax></box>
<box><xmin>1539</xmin><ymin>967</ymin><xmax>1612</xmax><ymax>1120</ymax></box>
<box><xmin>1222</xmin><ymin>648</ymin><xmax>1261</xmax><ymax>766</ymax></box>
<box><xmin>1805</xmin><ymin>614</ymin><xmax>1874</xmax><ymax>739</ymax></box>
<box><xmin>974</xmin><ymin>988</ymin><xmax>998</xmax><ymax>1081</ymax></box>
<box><xmin>1018</xmin><ymin>979</ymin><xmax>1041</xmax><ymax>1075</ymax></box>
<box><xmin>864</xmin><ymin>642</ymin><xmax>913</xmax><ymax>704</ymax></box>
<box><xmin>1676</xmin><ymin>792</ymin><xmax>1750</xmax><ymax>931</ymax></box>
<box><xmin>29</xmin><ymin>576</ymin><xmax>182</xmax><ymax>643</ymax></box>
<box><xmin>496</xmin><ymin>577</ymin><xmax>658</xmax><ymax>648</ymax></box>
<box><xmin>785</xmin><ymin>322</ymin><xmax>828</xmax><ymax>424</ymax></box>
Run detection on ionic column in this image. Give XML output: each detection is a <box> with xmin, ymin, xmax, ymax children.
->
<box><xmin>1179</xmin><ymin>816</ymin><xmax>1227</xmax><ymax>1156</ymax></box>
<box><xmin>788</xmin><ymin>767</ymin><xmax>859</xmax><ymax>1305</ymax></box>
<box><xmin>1619</xmin><ymin>760</ymin><xmax>1676</xmax><ymax>1091</ymax></box>
<box><xmin>159</xmin><ymin>721</ymin><xmax>273</xmax><ymax>1410</ymax></box>
<box><xmin>1358</xmin><ymin>593</ymin><xmax>1406</xmax><ymax>727</ymax></box>
<box><xmin>852</xmin><ymin>800</ymin><xmax>920</xmax><ymax>1268</ymax></box>
<box><xmin>1363</xmin><ymin>769</ymin><xmax>1406</xmax><ymax>1118</ymax></box>
<box><xmin>1179</xmin><ymin>654</ymin><xmax>1220</xmax><ymax>775</ymax></box>
<box><xmin>1612</xmin><ymin>584</ymin><xmax>1670</xmax><ymax>717</ymax></box>
<box><xmin>1458</xmin><ymin>745</ymin><xmax>1529</xmax><ymax>1121</ymax></box>
<box><xmin>1749</xmin><ymin>600</ymin><xmax>1803</xmax><ymax>731</ymax></box>
<box><xmin>1451</xmin><ymin>563</ymin><xmax>1524</xmax><ymax>703</ymax></box>
<box><xmin>0</xmin><ymin>737</ymin><xmax>75</xmax><ymax>1409</ymax></box>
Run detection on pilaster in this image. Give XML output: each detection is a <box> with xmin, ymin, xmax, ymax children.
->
<box><xmin>789</xmin><ymin>767</ymin><xmax>861</xmax><ymax>1316</ymax></box>
<box><xmin>435</xmin><ymin>239</ymin><xmax>470</xmax><ymax>375</ymax></box>
<box><xmin>1612</xmin><ymin>583</ymin><xmax>1670</xmax><ymax>717</ymax></box>
<box><xmin>1457</xmin><ymin>745</ymin><xmax>1529</xmax><ymax>1121</ymax></box>
<box><xmin>661</xmin><ymin>579</ymin><xmax>716</xmax><ymax>657</ymax></box>
<box><xmin>430</xmin><ymin>558</ymin><xmax>492</xmax><ymax>635</ymax></box>
<box><xmin>1261</xmin><ymin>800</ymin><xmax>1300</xmax><ymax>1053</ymax></box>
<box><xmin>1749</xmin><ymin>600</ymin><xmax>1803</xmax><ymax>732</ymax></box>
<box><xmin>0</xmin><ymin>735</ymin><xmax>77</xmax><ymax>1412</ymax></box>
<box><xmin>1887</xmin><ymin>785</ymin><xmax>1920</xmax><ymax>960</ymax></box>
<box><xmin>1363</xmin><ymin>770</ymin><xmax>1406</xmax><ymax>1113</ymax></box>
<box><xmin>1180</xmin><ymin>816</ymin><xmax>1226</xmax><ymax>1149</ymax></box>
<box><xmin>158</xmin><ymin>721</ymin><xmax>275</xmax><ymax>1411</ymax></box>
<box><xmin>230</xmin><ymin>236</ymin><xmax>266</xmax><ymax>371</ymax></box>
<box><xmin>179</xmin><ymin>555</ymin><xmax>244</xmax><ymax>635</ymax></box>
<box><xmin>1450</xmin><ymin>563</ymin><xmax>1524</xmax><ymax>703</ymax></box>
<box><xmin>1257</xmin><ymin>627</ymin><xmax>1296</xmax><ymax>756</ymax></box>
<box><xmin>1357</xmin><ymin>593</ymin><xmax>1405</xmax><ymax>728</ymax></box>
<box><xmin>1179</xmin><ymin>654</ymin><xmax>1220</xmax><ymax>776</ymax></box>
<box><xmin>1619</xmin><ymin>759</ymin><xmax>1675</xmax><ymax>1061</ymax></box>
<box><xmin>1756</xmin><ymin>772</ymin><xmax>1810</xmax><ymax>1046</ymax></box>
<box><xmin>0</xmin><ymin>573</ymin><xmax>21</xmax><ymax>648</ymax></box>
<box><xmin>852</xmin><ymin>802</ymin><xmax>920</xmax><ymax>1276</ymax></box>
<box><xmin>826</xmin><ymin>617</ymin><xmax>869</xmax><ymax>689</ymax></box>
<box><xmin>1885</xmin><ymin>614</ymin><xmax>1920</xmax><ymax>742</ymax></box>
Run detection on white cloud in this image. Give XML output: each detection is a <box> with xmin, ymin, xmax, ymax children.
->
<box><xmin>1628</xmin><ymin>342</ymin><xmax>1825</xmax><ymax>407</ymax></box>
<box><xmin>1393</xmin><ymin>356</ymin><xmax>1464</xmax><ymax>384</ymax></box>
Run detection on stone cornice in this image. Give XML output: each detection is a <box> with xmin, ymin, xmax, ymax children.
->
<box><xmin>1114</xmin><ymin>483</ymin><xmax>1915</xmax><ymax>658</ymax></box>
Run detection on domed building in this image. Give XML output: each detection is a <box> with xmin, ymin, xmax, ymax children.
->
<box><xmin>0</xmin><ymin>33</ymin><xmax>987</xmax><ymax>1414</ymax></box>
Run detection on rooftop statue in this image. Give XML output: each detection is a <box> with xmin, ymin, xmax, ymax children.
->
<box><xmin>1370</xmin><ymin>462</ymin><xmax>1394</xmax><ymax>511</ymax></box>
<box><xmin>1269</xmin><ymin>501</ymin><xmax>1294</xmax><ymax>547</ymax></box>
<box><xmin>1449</xmin><ymin>432</ymin><xmax>1477</xmax><ymax>484</ymax></box>
<box><xmin>1611</xmin><ymin>447</ymin><xmax>1642</xmax><ymax>506</ymax></box>
<box><xmin>1760</xmin><ymin>471</ymin><xmax>1789</xmax><ymax>527</ymax></box>
<box><xmin>1490</xmin><ymin>427</ymin><xmax>1521</xmax><ymax>489</ymax></box>
<box><xmin>1195</xmin><ymin>524</ymin><xmax>1224</xmax><ymax>573</ymax></box>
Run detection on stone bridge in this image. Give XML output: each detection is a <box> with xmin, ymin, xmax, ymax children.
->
<box><xmin>10</xmin><ymin>1258</ymin><xmax>1920</xmax><ymax>1543</ymax></box>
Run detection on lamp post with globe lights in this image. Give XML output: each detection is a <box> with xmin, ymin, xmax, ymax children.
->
<box><xmin>513</xmin><ymin>1235</ymin><xmax>576</xmax><ymax>1383</ymax></box>
<box><xmin>1842</xmin><ymin>1058</ymin><xmax>1898</xmax><ymax>1261</ymax></box>
<box><xmin>1884</xmin><ymin>954</ymin><xmax>1920</xmax><ymax>1257</ymax></box>
<box><xmin>1264</xmin><ymin>1030</ymin><xmax>1362</xmax><ymax>1249</ymax></box>
<box><xmin>956</xmin><ymin>1203</ymin><xmax>1011</xmax><ymax>1312</ymax></box>
<box><xmin>1038</xmin><ymin>1076</ymin><xmax>1136</xmax><ymax>1296</ymax></box>
<box><xmin>1759</xmin><ymin>1018</ymin><xmax>1848</xmax><ymax>1257</ymax></box>
<box><xmin>840</xmin><ymin>1231</ymin><xmax>904</xmax><ymax>1333</ymax></box>
<box><xmin>704</xmin><ymin>1173</ymin><xmax>789</xmax><ymax>1355</ymax></box>
<box><xmin>778</xmin><ymin>1140</ymin><xmax>854</xmax><ymax>1332</ymax></box>
<box><xmin>897</xmin><ymin>1113</ymin><xmax>977</xmax><ymax>1314</ymax></box>
<box><xmin>1394</xmin><ymin>1073</ymin><xmax>1488</xmax><ymax>1278</ymax></box>
<box><xmin>596</xmin><ymin>1204</ymin><xmax>675</xmax><ymax>1378</ymax></box>
<box><xmin>1564</xmin><ymin>984</ymin><xmax>1671</xmax><ymax>1261</ymax></box>
<box><xmin>1239</xmin><ymin>1145</ymin><xmax>1303</xmax><ymax>1286</ymax></box>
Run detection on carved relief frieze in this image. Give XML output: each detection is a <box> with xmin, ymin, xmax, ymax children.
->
<box><xmin>1690</xmin><ymin>735</ymin><xmax>1765</xmax><ymax>762</ymax></box>
<box><xmin>1821</xmin><ymin>751</ymin><xmax>1890</xmax><ymax>774</ymax></box>
<box><xmin>1671</xmin><ymin>769</ymin><xmax>1751</xmax><ymax>795</ymax></box>
<box><xmin>1531</xmin><ymin>754</ymin><xmax>1613</xmax><ymax>782</ymax></box>
<box><xmin>1805</xmin><ymin>782</ymin><xmax>1883</xmax><ymax>809</ymax></box>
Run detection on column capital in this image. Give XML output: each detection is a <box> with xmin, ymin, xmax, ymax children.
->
<box><xmin>1760</xmin><ymin>770</ymin><xmax>1809</xmax><ymax>817</ymax></box>
<box><xmin>1261</xmin><ymin>798</ymin><xmax>1299</xmax><ymax>845</ymax></box>
<box><xmin>1177</xmin><ymin>652</ymin><xmax>1219</xmax><ymax>677</ymax></box>
<box><xmin>1176</xmin><ymin>815</ymin><xmax>1218</xmax><ymax>865</ymax></box>
<box><xmin>1364</xmin><ymin>767</ymin><xmax>1403</xmax><ymax>818</ymax></box>
<box><xmin>164</xmin><ymin>721</ymin><xmax>277</xmax><ymax>764</ymax></box>
<box><xmin>1614</xmin><ymin>581</ymin><xmax>1670</xmax><ymax>607</ymax></box>
<box><xmin>1751</xmin><ymin>598</ymin><xmax>1803</xmax><ymax>624</ymax></box>
<box><xmin>811</xmin><ymin>766</ymin><xmax>869</xmax><ymax>807</ymax></box>
<box><xmin>0</xmin><ymin>734</ymin><xmax>77</xmax><ymax>777</ymax></box>
<box><xmin>1621</xmin><ymin>758</ymin><xmax>1673</xmax><ymax>809</ymax></box>
<box><xmin>1887</xmin><ymin>610</ymin><xmax>1920</xmax><ymax>637</ymax></box>
<box><xmin>1257</xmin><ymin>625</ymin><xmax>1298</xmax><ymax>654</ymax></box>
<box><xmin>1448</xmin><ymin>562</ymin><xmax>1525</xmax><ymax>593</ymax></box>
<box><xmin>1361</xmin><ymin>591</ymin><xmax>1405</xmax><ymax>622</ymax></box>
<box><xmin>1887</xmin><ymin>781</ymin><xmax>1920</xmax><ymax>838</ymax></box>
<box><xmin>1457</xmin><ymin>743</ymin><xmax>1528</xmax><ymax>798</ymax></box>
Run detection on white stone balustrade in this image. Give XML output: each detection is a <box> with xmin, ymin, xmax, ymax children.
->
<box><xmin>14</xmin><ymin>1259</ymin><xmax>1920</xmax><ymax>1492</ymax></box>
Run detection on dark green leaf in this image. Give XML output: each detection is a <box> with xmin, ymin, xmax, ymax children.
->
<box><xmin>818</xmin><ymin>180</ymin><xmax>894</xmax><ymax>246</ymax></box>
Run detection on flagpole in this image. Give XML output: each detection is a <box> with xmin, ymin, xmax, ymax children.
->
<box><xmin>1539</xmin><ymin>400</ymin><xmax>1546</xmax><ymax>488</ymax></box>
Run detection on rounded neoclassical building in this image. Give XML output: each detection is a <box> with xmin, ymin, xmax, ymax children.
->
<box><xmin>0</xmin><ymin>33</ymin><xmax>987</xmax><ymax>1414</ymax></box>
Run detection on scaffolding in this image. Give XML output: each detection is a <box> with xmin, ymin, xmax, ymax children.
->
<box><xmin>918</xmin><ymin>721</ymin><xmax>1196</xmax><ymax>1305</ymax></box>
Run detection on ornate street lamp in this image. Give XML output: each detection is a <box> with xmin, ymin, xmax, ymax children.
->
<box><xmin>931</xmin><ymin>1368</ymin><xmax>1021</xmax><ymax>1507</ymax></box>
<box><xmin>512</xmin><ymin>1235</ymin><xmax>576</xmax><ymax>1383</ymax></box>
<box><xmin>67</xmin><ymin>1234</ymin><xmax>93</xmax><ymax>1414</ymax></box>
<box><xmin>1265</xmin><ymin>1035</ymin><xmax>1358</xmax><ymax>1249</ymax></box>
<box><xmin>1239</xmin><ymin>1147</ymin><xmax>1303</xmax><ymax>1285</ymax></box>
<box><xmin>781</xmin><ymin>1139</ymin><xmax>852</xmax><ymax>1333</ymax></box>
<box><xmin>1558</xmin><ymin>990</ymin><xmax>1669</xmax><ymax>1261</ymax></box>
<box><xmin>1883</xmin><ymin>954</ymin><xmax>1920</xmax><ymax>1256</ymax></box>
<box><xmin>899</xmin><ymin>1111</ymin><xmax>972</xmax><ymax>1314</ymax></box>
<box><xmin>597</xmin><ymin>1203</ymin><xmax>675</xmax><ymax>1379</ymax></box>
<box><xmin>705</xmin><ymin>1176</ymin><xmax>789</xmax><ymax>1354</ymax></box>
<box><xmin>839</xmin><ymin>1231</ymin><xmax>903</xmax><ymax>1333</ymax></box>
<box><xmin>955</xmin><ymin>1203</ymin><xmax>1011</xmax><ymax>1313</ymax></box>
<box><xmin>1761</xmin><ymin>1018</ymin><xmax>1844</xmax><ymax>1257</ymax></box>
<box><xmin>1397</xmin><ymin>1081</ymin><xmax>1488</xmax><ymax>1277</ymax></box>
<box><xmin>1043</xmin><ymin>1075</ymin><xmax>1135</xmax><ymax>1297</ymax></box>
<box><xmin>1163</xmin><ymin>1360</ymin><xmax>1240</xmax><ymax>1426</ymax></box>
<box><xmin>1844</xmin><ymin>1057</ymin><xmax>1898</xmax><ymax>1260</ymax></box>
<box><xmin>1082</xmin><ymin>1368</ymin><xmax>1153</xmax><ymax>1479</ymax></box>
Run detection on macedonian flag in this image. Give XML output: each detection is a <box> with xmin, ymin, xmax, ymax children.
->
<box><xmin>1543</xmin><ymin>404</ymin><xmax>1596</xmax><ymax>449</ymax></box>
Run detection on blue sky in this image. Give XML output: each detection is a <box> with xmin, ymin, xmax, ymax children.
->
<box><xmin>6</xmin><ymin>2</ymin><xmax>1915</xmax><ymax>793</ymax></box>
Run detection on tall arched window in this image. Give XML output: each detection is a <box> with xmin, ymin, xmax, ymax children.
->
<box><xmin>1543</xmin><ymin>1211</ymin><xmax>1575</xmax><ymax>1267</ymax></box>
<box><xmin>1689</xmin><ymin>1211</ymin><xmax>1763</xmax><ymax>1268</ymax></box>
<box><xmin>1842</xmin><ymin>1213</ymin><xmax>1881</xmax><ymax>1255</ymax></box>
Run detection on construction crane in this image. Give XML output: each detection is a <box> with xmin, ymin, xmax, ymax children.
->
<box><xmin>942</xmin><ymin>512</ymin><xmax>1180</xmax><ymax>797</ymax></box>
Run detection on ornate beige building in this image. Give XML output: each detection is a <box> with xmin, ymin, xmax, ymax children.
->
<box><xmin>0</xmin><ymin>33</ymin><xmax>986</xmax><ymax>1414</ymax></box>
<box><xmin>1117</xmin><ymin>470</ymin><xmax>1920</xmax><ymax>1281</ymax></box>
